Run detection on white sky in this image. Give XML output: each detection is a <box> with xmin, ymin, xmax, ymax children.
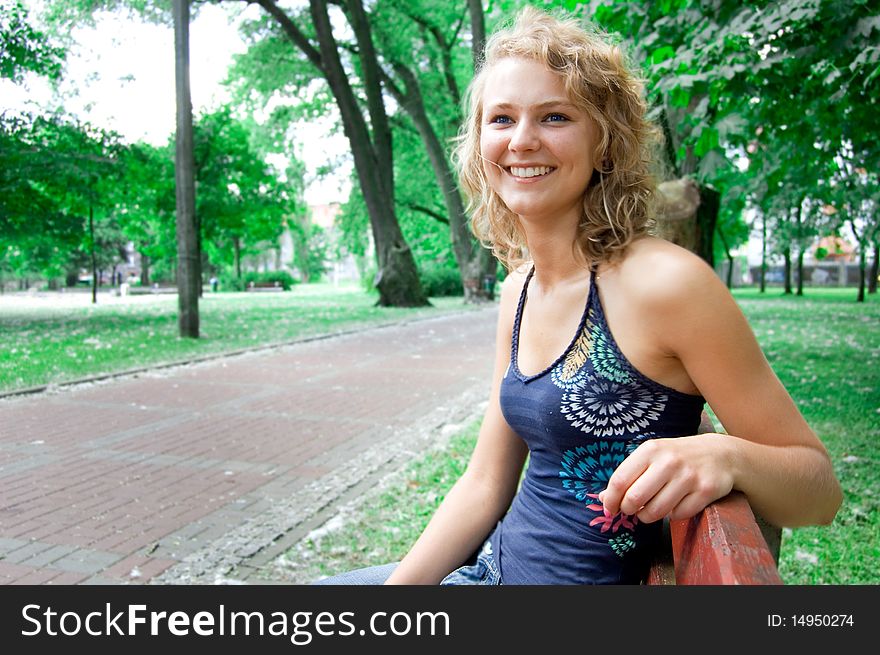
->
<box><xmin>2</xmin><ymin>2</ymin><xmax>351</xmax><ymax>205</ymax></box>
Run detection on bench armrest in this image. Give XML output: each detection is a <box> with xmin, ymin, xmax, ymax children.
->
<box><xmin>645</xmin><ymin>412</ymin><xmax>783</xmax><ymax>585</ymax></box>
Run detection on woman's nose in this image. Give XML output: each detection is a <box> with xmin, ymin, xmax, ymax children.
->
<box><xmin>508</xmin><ymin>120</ymin><xmax>540</xmax><ymax>152</ymax></box>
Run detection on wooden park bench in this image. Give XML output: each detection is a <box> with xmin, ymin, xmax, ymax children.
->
<box><xmin>645</xmin><ymin>412</ymin><xmax>783</xmax><ymax>585</ymax></box>
<box><xmin>246</xmin><ymin>281</ymin><xmax>284</xmax><ymax>292</ymax></box>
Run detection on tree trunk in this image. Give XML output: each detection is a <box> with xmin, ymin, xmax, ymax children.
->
<box><xmin>796</xmin><ymin>247</ymin><xmax>805</xmax><ymax>296</ymax></box>
<box><xmin>89</xmin><ymin>203</ymin><xmax>97</xmax><ymax>305</ymax></box>
<box><xmin>857</xmin><ymin>247</ymin><xmax>866</xmax><ymax>303</ymax></box>
<box><xmin>695</xmin><ymin>184</ymin><xmax>719</xmax><ymax>267</ymax></box>
<box><xmin>653</xmin><ymin>177</ymin><xmax>698</xmax><ymax>249</ymax></box>
<box><xmin>782</xmin><ymin>248</ymin><xmax>792</xmax><ymax>295</ymax></box>
<box><xmin>715</xmin><ymin>222</ymin><xmax>734</xmax><ymax>289</ymax></box>
<box><xmin>869</xmin><ymin>242</ymin><xmax>878</xmax><ymax>294</ymax></box>
<box><xmin>387</xmin><ymin>63</ymin><xmax>494</xmax><ymax>302</ymax></box>
<box><xmin>233</xmin><ymin>236</ymin><xmax>242</xmax><ymax>280</ymax></box>
<box><xmin>140</xmin><ymin>251</ymin><xmax>150</xmax><ymax>287</ymax></box>
<box><xmin>173</xmin><ymin>0</ymin><xmax>199</xmax><ymax>338</ymax></box>
<box><xmin>849</xmin><ymin>220</ymin><xmax>865</xmax><ymax>302</ymax></box>
<box><xmin>760</xmin><ymin>212</ymin><xmax>767</xmax><ymax>293</ymax></box>
<box><xmin>468</xmin><ymin>0</ymin><xmax>486</xmax><ymax>70</ymax></box>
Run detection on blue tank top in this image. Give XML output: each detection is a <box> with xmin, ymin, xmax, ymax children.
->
<box><xmin>493</xmin><ymin>266</ymin><xmax>705</xmax><ymax>584</ymax></box>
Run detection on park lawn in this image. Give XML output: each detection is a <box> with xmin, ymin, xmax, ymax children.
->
<box><xmin>0</xmin><ymin>283</ymin><xmax>475</xmax><ymax>394</ymax></box>
<box><xmin>278</xmin><ymin>287</ymin><xmax>879</xmax><ymax>585</ymax></box>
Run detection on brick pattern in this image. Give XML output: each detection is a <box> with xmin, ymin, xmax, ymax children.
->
<box><xmin>0</xmin><ymin>309</ymin><xmax>497</xmax><ymax>584</ymax></box>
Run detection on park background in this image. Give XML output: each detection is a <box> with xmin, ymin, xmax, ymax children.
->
<box><xmin>1</xmin><ymin>0</ymin><xmax>877</xmax><ymax>584</ymax></box>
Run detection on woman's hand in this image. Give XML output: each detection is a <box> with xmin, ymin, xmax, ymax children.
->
<box><xmin>598</xmin><ymin>434</ymin><xmax>735</xmax><ymax>523</ymax></box>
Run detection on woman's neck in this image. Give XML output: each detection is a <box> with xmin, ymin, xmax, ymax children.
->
<box><xmin>522</xmin><ymin>219</ymin><xmax>592</xmax><ymax>292</ymax></box>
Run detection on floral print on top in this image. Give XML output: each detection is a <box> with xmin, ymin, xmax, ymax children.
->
<box><xmin>495</xmin><ymin>266</ymin><xmax>706</xmax><ymax>584</ymax></box>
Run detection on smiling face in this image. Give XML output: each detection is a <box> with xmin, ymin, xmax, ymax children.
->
<box><xmin>479</xmin><ymin>57</ymin><xmax>600</xmax><ymax>228</ymax></box>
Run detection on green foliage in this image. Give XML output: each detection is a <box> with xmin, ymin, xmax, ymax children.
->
<box><xmin>336</xmin><ymin>179</ymin><xmax>371</xmax><ymax>260</ymax></box>
<box><xmin>586</xmin><ymin>0</ymin><xmax>878</xmax><ymax>262</ymax></box>
<box><xmin>114</xmin><ymin>140</ymin><xmax>177</xmax><ymax>275</ymax></box>
<box><xmin>0</xmin><ymin>0</ymin><xmax>65</xmax><ymax>81</ymax></box>
<box><xmin>290</xmin><ymin>221</ymin><xmax>330</xmax><ymax>283</ymax></box>
<box><xmin>193</xmin><ymin>105</ymin><xmax>301</xmax><ymax>274</ymax></box>
<box><xmin>0</xmin><ymin>110</ymin><xmax>126</xmax><ymax>282</ymax></box>
<box><xmin>419</xmin><ymin>260</ymin><xmax>463</xmax><ymax>297</ymax></box>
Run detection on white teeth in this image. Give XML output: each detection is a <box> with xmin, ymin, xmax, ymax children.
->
<box><xmin>510</xmin><ymin>166</ymin><xmax>552</xmax><ymax>178</ymax></box>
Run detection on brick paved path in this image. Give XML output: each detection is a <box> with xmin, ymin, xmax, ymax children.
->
<box><xmin>0</xmin><ymin>308</ymin><xmax>497</xmax><ymax>584</ymax></box>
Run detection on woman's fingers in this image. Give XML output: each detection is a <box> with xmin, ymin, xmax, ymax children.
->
<box><xmin>598</xmin><ymin>443</ymin><xmax>654</xmax><ymax>515</ymax></box>
<box><xmin>632</xmin><ymin>478</ymin><xmax>691</xmax><ymax>523</ymax></box>
<box><xmin>615</xmin><ymin>457</ymin><xmax>672</xmax><ymax>517</ymax></box>
<box><xmin>599</xmin><ymin>435</ymin><xmax>733</xmax><ymax>522</ymax></box>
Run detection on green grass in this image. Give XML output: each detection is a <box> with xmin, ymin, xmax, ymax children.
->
<box><xmin>279</xmin><ymin>286</ymin><xmax>879</xmax><ymax>585</ymax></box>
<box><xmin>730</xmin><ymin>288</ymin><xmax>880</xmax><ymax>584</ymax></box>
<box><xmin>0</xmin><ymin>283</ymin><xmax>474</xmax><ymax>394</ymax></box>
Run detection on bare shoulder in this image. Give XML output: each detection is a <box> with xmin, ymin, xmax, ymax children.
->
<box><xmin>614</xmin><ymin>237</ymin><xmax>730</xmax><ymax>311</ymax></box>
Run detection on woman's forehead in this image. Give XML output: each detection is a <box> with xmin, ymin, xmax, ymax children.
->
<box><xmin>481</xmin><ymin>58</ymin><xmax>570</xmax><ymax>103</ymax></box>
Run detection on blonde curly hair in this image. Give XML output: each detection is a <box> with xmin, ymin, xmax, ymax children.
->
<box><xmin>455</xmin><ymin>6</ymin><xmax>659</xmax><ymax>271</ymax></box>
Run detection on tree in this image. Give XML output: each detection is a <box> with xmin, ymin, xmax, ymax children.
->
<box><xmin>115</xmin><ymin>141</ymin><xmax>178</xmax><ymax>286</ymax></box>
<box><xmin>1</xmin><ymin>1</ymin><xmax>69</xmax><ymax>291</ymax></box>
<box><xmin>249</xmin><ymin>0</ymin><xmax>427</xmax><ymax>306</ymax></box>
<box><xmin>372</xmin><ymin>0</ymin><xmax>497</xmax><ymax>301</ymax></box>
<box><xmin>0</xmin><ymin>108</ymin><xmax>126</xmax><ymax>299</ymax></box>
<box><xmin>830</xmin><ymin>154</ymin><xmax>879</xmax><ymax>303</ymax></box>
<box><xmin>173</xmin><ymin>0</ymin><xmax>199</xmax><ymax>337</ymax></box>
<box><xmin>193</xmin><ymin>106</ymin><xmax>295</xmax><ymax>279</ymax></box>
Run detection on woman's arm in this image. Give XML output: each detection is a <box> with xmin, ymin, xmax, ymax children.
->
<box><xmin>599</xmin><ymin>245</ymin><xmax>842</xmax><ymax>528</ymax></box>
<box><xmin>384</xmin><ymin>272</ymin><xmax>529</xmax><ymax>584</ymax></box>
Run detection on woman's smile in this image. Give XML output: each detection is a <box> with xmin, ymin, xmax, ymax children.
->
<box><xmin>507</xmin><ymin>165</ymin><xmax>556</xmax><ymax>180</ymax></box>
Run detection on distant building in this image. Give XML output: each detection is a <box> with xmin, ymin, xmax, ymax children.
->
<box><xmin>812</xmin><ymin>235</ymin><xmax>855</xmax><ymax>263</ymax></box>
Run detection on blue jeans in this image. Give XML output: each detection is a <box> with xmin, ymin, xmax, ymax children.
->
<box><xmin>312</xmin><ymin>538</ymin><xmax>501</xmax><ymax>585</ymax></box>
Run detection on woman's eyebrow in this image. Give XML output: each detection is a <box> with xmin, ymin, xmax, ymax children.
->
<box><xmin>486</xmin><ymin>99</ymin><xmax>579</xmax><ymax>111</ymax></box>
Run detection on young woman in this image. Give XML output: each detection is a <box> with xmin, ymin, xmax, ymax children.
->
<box><xmin>317</xmin><ymin>7</ymin><xmax>842</xmax><ymax>586</ymax></box>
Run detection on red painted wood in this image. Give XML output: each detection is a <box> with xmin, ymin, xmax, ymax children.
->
<box><xmin>669</xmin><ymin>491</ymin><xmax>783</xmax><ymax>585</ymax></box>
<box><xmin>645</xmin><ymin>412</ymin><xmax>783</xmax><ymax>585</ymax></box>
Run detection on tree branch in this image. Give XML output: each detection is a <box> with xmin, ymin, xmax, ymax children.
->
<box><xmin>377</xmin><ymin>65</ymin><xmax>407</xmax><ymax>107</ymax></box>
<box><xmin>389</xmin><ymin>0</ymin><xmax>461</xmax><ymax>106</ymax></box>
<box><xmin>403</xmin><ymin>202</ymin><xmax>449</xmax><ymax>224</ymax></box>
<box><xmin>254</xmin><ymin>0</ymin><xmax>324</xmax><ymax>72</ymax></box>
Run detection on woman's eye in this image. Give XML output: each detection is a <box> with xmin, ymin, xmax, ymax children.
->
<box><xmin>489</xmin><ymin>115</ymin><xmax>513</xmax><ymax>125</ymax></box>
<box><xmin>545</xmin><ymin>113</ymin><xmax>569</xmax><ymax>122</ymax></box>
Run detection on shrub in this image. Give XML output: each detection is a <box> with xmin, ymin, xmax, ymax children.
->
<box><xmin>419</xmin><ymin>262</ymin><xmax>462</xmax><ymax>297</ymax></box>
